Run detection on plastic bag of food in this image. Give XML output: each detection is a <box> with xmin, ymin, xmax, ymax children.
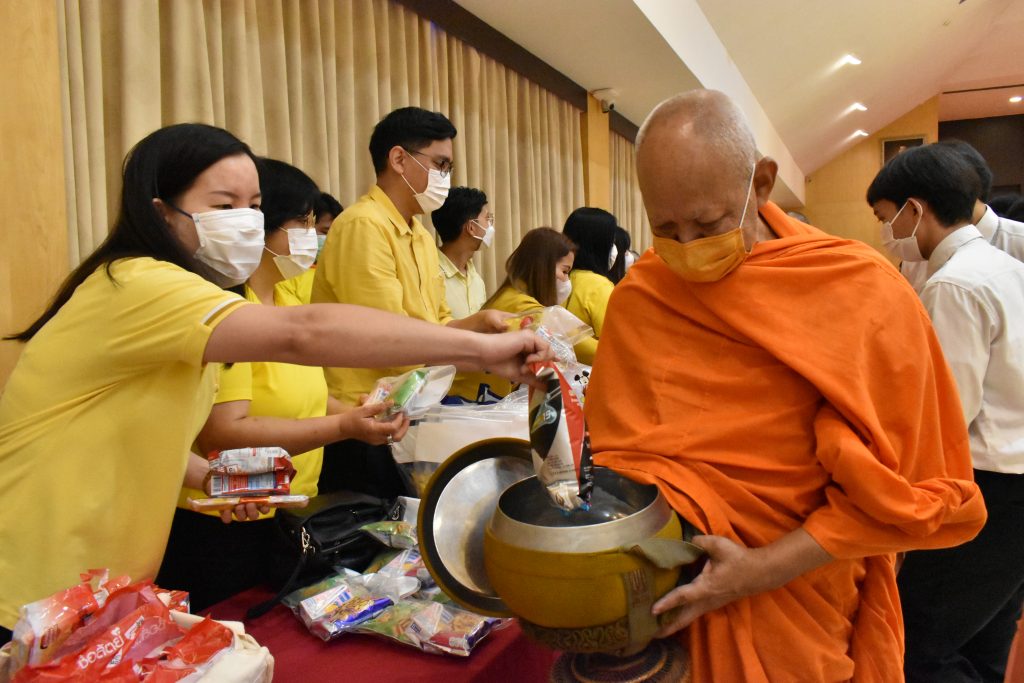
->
<box><xmin>378</xmin><ymin>548</ymin><xmax>433</xmax><ymax>587</ymax></box>
<box><xmin>528</xmin><ymin>361</ymin><xmax>594</xmax><ymax>511</ymax></box>
<box><xmin>360</xmin><ymin>521</ymin><xmax>417</xmax><ymax>550</ymax></box>
<box><xmin>404</xmin><ymin>601</ymin><xmax>502</xmax><ymax>657</ymax></box>
<box><xmin>390</xmin><ymin>389</ymin><xmax>529</xmax><ymax>496</ymax></box>
<box><xmin>368</xmin><ymin>366</ymin><xmax>456</xmax><ymax>421</ymax></box>
<box><xmin>506</xmin><ymin>307</ymin><xmax>593</xmax><ymax>365</ymax></box>
<box><xmin>208</xmin><ymin>470</ymin><xmax>291</xmax><ymax>497</ymax></box>
<box><xmin>8</xmin><ymin>570</ymin><xmax>132</xmax><ymax>670</ymax></box>
<box><xmin>207</xmin><ymin>446</ymin><xmax>293</xmax><ymax>475</ymax></box>
<box><xmin>302</xmin><ymin>583</ymin><xmax>393</xmax><ymax>641</ymax></box>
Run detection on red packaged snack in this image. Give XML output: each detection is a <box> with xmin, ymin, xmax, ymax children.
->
<box><xmin>208</xmin><ymin>470</ymin><xmax>291</xmax><ymax>497</ymax></box>
<box><xmin>138</xmin><ymin>618</ymin><xmax>234</xmax><ymax>682</ymax></box>
<box><xmin>207</xmin><ymin>447</ymin><xmax>293</xmax><ymax>475</ymax></box>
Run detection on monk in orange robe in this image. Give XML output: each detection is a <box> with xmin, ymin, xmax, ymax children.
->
<box><xmin>586</xmin><ymin>90</ymin><xmax>987</xmax><ymax>682</ymax></box>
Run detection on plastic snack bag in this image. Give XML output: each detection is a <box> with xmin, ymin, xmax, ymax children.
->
<box><xmin>405</xmin><ymin>602</ymin><xmax>502</xmax><ymax>657</ymax></box>
<box><xmin>507</xmin><ymin>307</ymin><xmax>594</xmax><ymax>365</ymax></box>
<box><xmin>208</xmin><ymin>470</ymin><xmax>291</xmax><ymax>497</ymax></box>
<box><xmin>528</xmin><ymin>361</ymin><xmax>594</xmax><ymax>511</ymax></box>
<box><xmin>207</xmin><ymin>446</ymin><xmax>293</xmax><ymax>474</ymax></box>
<box><xmin>303</xmin><ymin>583</ymin><xmax>393</xmax><ymax>641</ymax></box>
<box><xmin>360</xmin><ymin>521</ymin><xmax>417</xmax><ymax>549</ymax></box>
<box><xmin>368</xmin><ymin>365</ymin><xmax>456</xmax><ymax>421</ymax></box>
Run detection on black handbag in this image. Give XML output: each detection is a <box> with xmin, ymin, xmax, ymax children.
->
<box><xmin>246</xmin><ymin>490</ymin><xmax>399</xmax><ymax>619</ymax></box>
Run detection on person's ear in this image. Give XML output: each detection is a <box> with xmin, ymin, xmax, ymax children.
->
<box><xmin>387</xmin><ymin>146</ymin><xmax>407</xmax><ymax>176</ymax></box>
<box><xmin>752</xmin><ymin>157</ymin><xmax>778</xmax><ymax>207</ymax></box>
<box><xmin>152</xmin><ymin>197</ymin><xmax>175</xmax><ymax>225</ymax></box>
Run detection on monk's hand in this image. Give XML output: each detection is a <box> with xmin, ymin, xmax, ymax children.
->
<box><xmin>652</xmin><ymin>528</ymin><xmax>833</xmax><ymax>637</ymax></box>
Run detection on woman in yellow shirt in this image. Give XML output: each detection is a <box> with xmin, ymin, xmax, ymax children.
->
<box><xmin>562</xmin><ymin>207</ymin><xmax>620</xmax><ymax>364</ymax></box>
<box><xmin>481</xmin><ymin>228</ymin><xmax>576</xmax><ymax>396</ymax></box>
<box><xmin>0</xmin><ymin>124</ymin><xmax>548</xmax><ymax>636</ymax></box>
<box><xmin>157</xmin><ymin>158</ymin><xmax>407</xmax><ymax>610</ymax></box>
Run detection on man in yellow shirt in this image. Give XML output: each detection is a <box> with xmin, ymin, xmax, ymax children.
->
<box><xmin>311</xmin><ymin>107</ymin><xmax>506</xmax><ymax>493</ymax></box>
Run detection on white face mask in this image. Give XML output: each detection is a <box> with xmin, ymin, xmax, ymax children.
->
<box><xmin>401</xmin><ymin>152</ymin><xmax>451</xmax><ymax>214</ymax></box>
<box><xmin>624</xmin><ymin>250</ymin><xmax>637</xmax><ymax>270</ymax></box>
<box><xmin>881</xmin><ymin>200</ymin><xmax>925</xmax><ymax>262</ymax></box>
<box><xmin>186</xmin><ymin>208</ymin><xmax>265</xmax><ymax>287</ymax></box>
<box><xmin>556</xmin><ymin>277</ymin><xmax>572</xmax><ymax>305</ymax></box>
<box><xmin>470</xmin><ymin>219</ymin><xmax>495</xmax><ymax>248</ymax></box>
<box><xmin>608</xmin><ymin>243</ymin><xmax>619</xmax><ymax>270</ymax></box>
<box><xmin>268</xmin><ymin>227</ymin><xmax>318</xmax><ymax>279</ymax></box>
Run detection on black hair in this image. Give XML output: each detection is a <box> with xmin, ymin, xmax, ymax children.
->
<box><xmin>936</xmin><ymin>139</ymin><xmax>993</xmax><ymax>203</ymax></box>
<box><xmin>609</xmin><ymin>227</ymin><xmax>631</xmax><ymax>284</ymax></box>
<box><xmin>368</xmin><ymin>107</ymin><xmax>457</xmax><ymax>174</ymax></box>
<box><xmin>989</xmin><ymin>193</ymin><xmax>1021</xmax><ymax>217</ymax></box>
<box><xmin>1005</xmin><ymin>197</ymin><xmax>1024</xmax><ymax>223</ymax></box>
<box><xmin>8</xmin><ymin>123</ymin><xmax>256</xmax><ymax>342</ymax></box>
<box><xmin>865</xmin><ymin>143</ymin><xmax>978</xmax><ymax>227</ymax></box>
<box><xmin>562</xmin><ymin>207</ymin><xmax>618</xmax><ymax>279</ymax></box>
<box><xmin>315</xmin><ymin>192</ymin><xmax>343</xmax><ymax>220</ymax></box>
<box><xmin>432</xmin><ymin>187</ymin><xmax>488</xmax><ymax>243</ymax></box>
<box><xmin>257</xmin><ymin>158</ymin><xmax>320</xmax><ymax>234</ymax></box>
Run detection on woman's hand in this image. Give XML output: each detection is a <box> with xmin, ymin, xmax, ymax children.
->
<box><xmin>478</xmin><ymin>330</ymin><xmax>553</xmax><ymax>387</ymax></box>
<box><xmin>336</xmin><ymin>399</ymin><xmax>410</xmax><ymax>446</ymax></box>
<box><xmin>219</xmin><ymin>501</ymin><xmax>271</xmax><ymax>524</ymax></box>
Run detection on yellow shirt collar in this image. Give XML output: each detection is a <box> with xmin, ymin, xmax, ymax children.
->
<box><xmin>368</xmin><ymin>184</ymin><xmax>418</xmax><ymax>236</ymax></box>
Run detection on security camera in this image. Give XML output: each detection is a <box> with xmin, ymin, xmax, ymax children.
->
<box><xmin>591</xmin><ymin>88</ymin><xmax>619</xmax><ymax>115</ymax></box>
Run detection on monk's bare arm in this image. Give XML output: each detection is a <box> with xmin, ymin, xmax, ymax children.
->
<box><xmin>652</xmin><ymin>527</ymin><xmax>833</xmax><ymax>637</ymax></box>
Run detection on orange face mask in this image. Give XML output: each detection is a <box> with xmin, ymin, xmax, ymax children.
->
<box><xmin>654</xmin><ymin>163</ymin><xmax>756</xmax><ymax>283</ymax></box>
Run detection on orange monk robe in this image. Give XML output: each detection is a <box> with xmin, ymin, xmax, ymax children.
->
<box><xmin>586</xmin><ymin>202</ymin><xmax>986</xmax><ymax>683</ymax></box>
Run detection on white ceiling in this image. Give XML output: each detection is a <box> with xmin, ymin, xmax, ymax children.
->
<box><xmin>455</xmin><ymin>0</ymin><xmax>1024</xmax><ymax>181</ymax></box>
<box><xmin>696</xmin><ymin>0</ymin><xmax>1024</xmax><ymax>172</ymax></box>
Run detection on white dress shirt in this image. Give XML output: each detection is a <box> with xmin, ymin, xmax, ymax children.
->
<box><xmin>902</xmin><ymin>205</ymin><xmax>1024</xmax><ymax>292</ymax></box>
<box><xmin>921</xmin><ymin>225</ymin><xmax>1024</xmax><ymax>473</ymax></box>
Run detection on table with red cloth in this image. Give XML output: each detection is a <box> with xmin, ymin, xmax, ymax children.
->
<box><xmin>205</xmin><ymin>586</ymin><xmax>559</xmax><ymax>682</ymax></box>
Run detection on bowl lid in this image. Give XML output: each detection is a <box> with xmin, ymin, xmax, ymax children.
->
<box><xmin>417</xmin><ymin>438</ymin><xmax>533</xmax><ymax>617</ymax></box>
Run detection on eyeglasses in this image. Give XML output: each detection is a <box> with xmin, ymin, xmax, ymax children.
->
<box><xmin>403</xmin><ymin>148</ymin><xmax>454</xmax><ymax>178</ymax></box>
<box><xmin>474</xmin><ymin>214</ymin><xmax>495</xmax><ymax>228</ymax></box>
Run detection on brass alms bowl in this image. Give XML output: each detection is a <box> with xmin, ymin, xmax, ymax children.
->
<box><xmin>418</xmin><ymin>439</ymin><xmax>704</xmax><ymax>655</ymax></box>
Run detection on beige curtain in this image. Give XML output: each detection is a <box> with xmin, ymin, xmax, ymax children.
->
<box><xmin>57</xmin><ymin>0</ymin><xmax>585</xmax><ymax>293</ymax></box>
<box><xmin>609</xmin><ymin>131</ymin><xmax>651</xmax><ymax>253</ymax></box>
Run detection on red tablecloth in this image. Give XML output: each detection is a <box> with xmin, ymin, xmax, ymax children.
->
<box><xmin>204</xmin><ymin>586</ymin><xmax>559</xmax><ymax>682</ymax></box>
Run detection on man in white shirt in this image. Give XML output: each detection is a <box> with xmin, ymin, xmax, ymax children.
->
<box><xmin>899</xmin><ymin>140</ymin><xmax>1024</xmax><ymax>293</ymax></box>
<box><xmin>868</xmin><ymin>143</ymin><xmax>1024</xmax><ymax>683</ymax></box>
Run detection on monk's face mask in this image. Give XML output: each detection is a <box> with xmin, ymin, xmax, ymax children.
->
<box><xmin>653</xmin><ymin>163</ymin><xmax>756</xmax><ymax>283</ymax></box>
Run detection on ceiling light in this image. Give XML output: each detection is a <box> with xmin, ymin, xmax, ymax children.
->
<box><xmin>853</xmin><ymin>130</ymin><xmax>869</xmax><ymax>137</ymax></box>
<box><xmin>851</xmin><ymin>102</ymin><xmax>868</xmax><ymax>111</ymax></box>
<box><xmin>840</xmin><ymin>54</ymin><xmax>862</xmax><ymax>66</ymax></box>
<box><xmin>1011</xmin><ymin>96</ymin><xmax>1022</xmax><ymax>103</ymax></box>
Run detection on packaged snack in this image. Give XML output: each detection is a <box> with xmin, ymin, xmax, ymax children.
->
<box><xmin>281</xmin><ymin>571</ymin><xmax>358</xmax><ymax>612</ymax></box>
<box><xmin>186</xmin><ymin>494</ymin><xmax>308</xmax><ymax>512</ymax></box>
<box><xmin>208</xmin><ymin>470</ymin><xmax>291</xmax><ymax>497</ymax></box>
<box><xmin>9</xmin><ymin>570</ymin><xmax>131</xmax><ymax>669</ymax></box>
<box><xmin>207</xmin><ymin>446</ymin><xmax>293</xmax><ymax>474</ymax></box>
<box><xmin>368</xmin><ymin>366</ymin><xmax>457</xmax><ymax>420</ymax></box>
<box><xmin>303</xmin><ymin>584</ymin><xmax>392</xmax><ymax>641</ymax></box>
<box><xmin>360</xmin><ymin>521</ymin><xmax>417</xmax><ymax>549</ymax></box>
<box><xmin>528</xmin><ymin>361</ymin><xmax>594</xmax><ymax>511</ymax></box>
<box><xmin>405</xmin><ymin>602</ymin><xmax>501</xmax><ymax>657</ymax></box>
<box><xmin>379</xmin><ymin>548</ymin><xmax>433</xmax><ymax>587</ymax></box>
<box><xmin>507</xmin><ymin>307</ymin><xmax>593</xmax><ymax>365</ymax></box>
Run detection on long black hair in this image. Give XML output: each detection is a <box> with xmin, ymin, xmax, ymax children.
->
<box><xmin>8</xmin><ymin>123</ymin><xmax>256</xmax><ymax>341</ymax></box>
<box><xmin>609</xmin><ymin>227</ymin><xmax>631</xmax><ymax>284</ymax></box>
<box><xmin>562</xmin><ymin>207</ymin><xmax>618</xmax><ymax>279</ymax></box>
<box><xmin>257</xmin><ymin>158</ymin><xmax>320</xmax><ymax>234</ymax></box>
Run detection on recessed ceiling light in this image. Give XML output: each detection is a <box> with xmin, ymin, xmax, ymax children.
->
<box><xmin>1010</xmin><ymin>96</ymin><xmax>1022</xmax><ymax>103</ymax></box>
<box><xmin>851</xmin><ymin>102</ymin><xmax>868</xmax><ymax>111</ymax></box>
<box><xmin>854</xmin><ymin>130</ymin><xmax>869</xmax><ymax>137</ymax></box>
<box><xmin>840</xmin><ymin>54</ymin><xmax>862</xmax><ymax>66</ymax></box>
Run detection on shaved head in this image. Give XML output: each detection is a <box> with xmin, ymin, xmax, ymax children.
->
<box><xmin>636</xmin><ymin>89</ymin><xmax>776</xmax><ymax>246</ymax></box>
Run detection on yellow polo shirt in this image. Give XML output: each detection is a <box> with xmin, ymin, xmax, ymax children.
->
<box><xmin>438</xmin><ymin>250</ymin><xmax>487</xmax><ymax>320</ymax></box>
<box><xmin>179</xmin><ymin>270</ymin><xmax>327</xmax><ymax>517</ymax></box>
<box><xmin>0</xmin><ymin>258</ymin><xmax>246</xmax><ymax>628</ymax></box>
<box><xmin>312</xmin><ymin>185</ymin><xmax>453</xmax><ymax>404</ymax></box>
<box><xmin>565</xmin><ymin>270</ymin><xmax>610</xmax><ymax>365</ymax></box>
